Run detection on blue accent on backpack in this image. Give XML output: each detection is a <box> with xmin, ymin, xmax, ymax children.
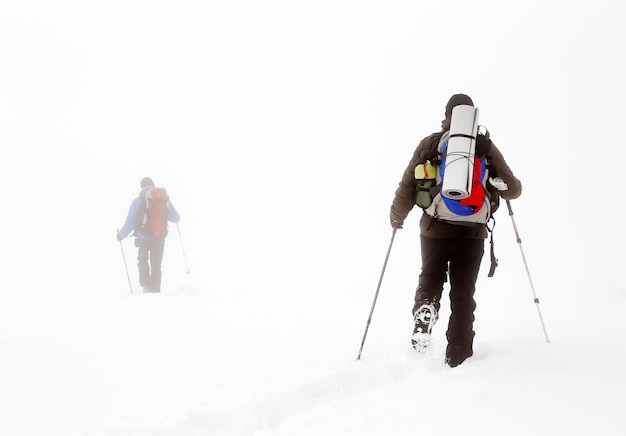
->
<box><xmin>438</xmin><ymin>139</ymin><xmax>487</xmax><ymax>217</ymax></box>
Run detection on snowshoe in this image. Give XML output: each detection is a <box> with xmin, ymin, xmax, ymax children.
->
<box><xmin>411</xmin><ymin>304</ymin><xmax>438</xmax><ymax>352</ymax></box>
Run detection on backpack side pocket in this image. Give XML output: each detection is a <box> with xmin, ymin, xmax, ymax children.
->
<box><xmin>415</xmin><ymin>161</ymin><xmax>438</xmax><ymax>209</ymax></box>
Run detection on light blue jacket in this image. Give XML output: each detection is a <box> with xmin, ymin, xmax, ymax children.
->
<box><xmin>118</xmin><ymin>185</ymin><xmax>181</xmax><ymax>240</ymax></box>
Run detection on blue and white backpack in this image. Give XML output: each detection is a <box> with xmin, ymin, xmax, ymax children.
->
<box><xmin>414</xmin><ymin>105</ymin><xmax>496</xmax><ymax>225</ymax></box>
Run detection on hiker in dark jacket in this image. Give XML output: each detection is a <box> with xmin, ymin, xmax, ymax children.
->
<box><xmin>117</xmin><ymin>177</ymin><xmax>180</xmax><ymax>293</ymax></box>
<box><xmin>390</xmin><ymin>94</ymin><xmax>521</xmax><ymax>367</ymax></box>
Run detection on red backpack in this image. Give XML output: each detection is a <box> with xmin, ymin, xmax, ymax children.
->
<box><xmin>138</xmin><ymin>187</ymin><xmax>169</xmax><ymax>238</ymax></box>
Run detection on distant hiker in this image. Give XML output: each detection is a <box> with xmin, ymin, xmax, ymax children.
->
<box><xmin>117</xmin><ymin>177</ymin><xmax>180</xmax><ymax>293</ymax></box>
<box><xmin>390</xmin><ymin>94</ymin><xmax>522</xmax><ymax>367</ymax></box>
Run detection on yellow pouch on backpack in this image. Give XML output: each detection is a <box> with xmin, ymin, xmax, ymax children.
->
<box><xmin>415</xmin><ymin>162</ymin><xmax>437</xmax><ymax>180</ymax></box>
<box><xmin>414</xmin><ymin>161</ymin><xmax>438</xmax><ymax>209</ymax></box>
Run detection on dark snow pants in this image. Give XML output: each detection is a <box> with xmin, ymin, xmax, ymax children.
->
<box><xmin>136</xmin><ymin>237</ymin><xmax>166</xmax><ymax>292</ymax></box>
<box><xmin>413</xmin><ymin>235</ymin><xmax>484</xmax><ymax>347</ymax></box>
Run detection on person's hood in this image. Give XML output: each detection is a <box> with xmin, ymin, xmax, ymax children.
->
<box><xmin>440</xmin><ymin>93</ymin><xmax>474</xmax><ymax>130</ymax></box>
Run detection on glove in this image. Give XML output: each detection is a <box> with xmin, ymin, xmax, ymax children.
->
<box><xmin>489</xmin><ymin>177</ymin><xmax>508</xmax><ymax>191</ymax></box>
<box><xmin>116</xmin><ymin>231</ymin><xmax>124</xmax><ymax>242</ymax></box>
<box><xmin>391</xmin><ymin>218</ymin><xmax>404</xmax><ymax>230</ymax></box>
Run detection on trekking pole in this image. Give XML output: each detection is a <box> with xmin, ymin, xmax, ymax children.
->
<box><xmin>176</xmin><ymin>223</ymin><xmax>190</xmax><ymax>274</ymax></box>
<box><xmin>506</xmin><ymin>200</ymin><xmax>550</xmax><ymax>343</ymax></box>
<box><xmin>117</xmin><ymin>231</ymin><xmax>133</xmax><ymax>295</ymax></box>
<box><xmin>357</xmin><ymin>228</ymin><xmax>397</xmax><ymax>360</ymax></box>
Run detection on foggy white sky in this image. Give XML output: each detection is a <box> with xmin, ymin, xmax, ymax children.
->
<box><xmin>1</xmin><ymin>1</ymin><xmax>624</xmax><ymax>296</ymax></box>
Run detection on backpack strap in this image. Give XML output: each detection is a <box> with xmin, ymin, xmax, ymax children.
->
<box><xmin>480</xmin><ymin>126</ymin><xmax>498</xmax><ymax>277</ymax></box>
<box><xmin>486</xmin><ymin>216</ymin><xmax>498</xmax><ymax>277</ymax></box>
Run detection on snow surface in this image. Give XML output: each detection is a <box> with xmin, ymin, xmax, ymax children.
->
<box><xmin>1</xmin><ymin>1</ymin><xmax>625</xmax><ymax>435</ymax></box>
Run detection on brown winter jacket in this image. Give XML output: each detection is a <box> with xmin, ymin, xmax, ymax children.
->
<box><xmin>390</xmin><ymin>131</ymin><xmax>522</xmax><ymax>239</ymax></box>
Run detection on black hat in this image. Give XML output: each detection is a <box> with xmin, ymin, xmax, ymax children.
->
<box><xmin>140</xmin><ymin>177</ymin><xmax>154</xmax><ymax>188</ymax></box>
<box><xmin>445</xmin><ymin>94</ymin><xmax>474</xmax><ymax>119</ymax></box>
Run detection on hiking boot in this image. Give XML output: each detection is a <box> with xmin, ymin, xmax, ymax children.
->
<box><xmin>411</xmin><ymin>304</ymin><xmax>438</xmax><ymax>352</ymax></box>
<box><xmin>445</xmin><ymin>343</ymin><xmax>473</xmax><ymax>367</ymax></box>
